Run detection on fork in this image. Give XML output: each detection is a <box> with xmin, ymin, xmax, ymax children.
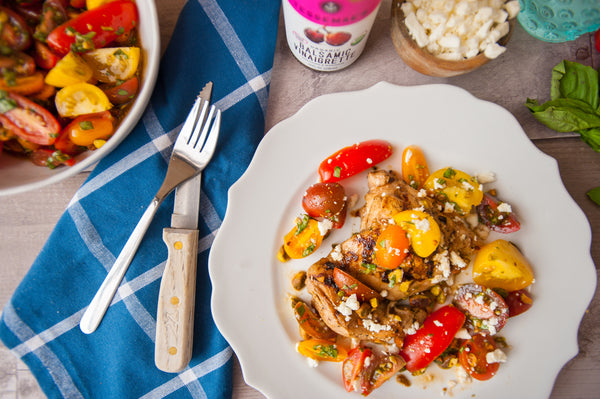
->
<box><xmin>80</xmin><ymin>91</ymin><xmax>221</xmax><ymax>335</ymax></box>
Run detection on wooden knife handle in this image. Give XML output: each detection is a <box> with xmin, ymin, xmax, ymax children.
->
<box><xmin>155</xmin><ymin>228</ymin><xmax>199</xmax><ymax>372</ymax></box>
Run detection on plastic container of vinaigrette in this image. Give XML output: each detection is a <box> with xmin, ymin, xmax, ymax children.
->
<box><xmin>282</xmin><ymin>0</ymin><xmax>382</xmax><ymax>71</ymax></box>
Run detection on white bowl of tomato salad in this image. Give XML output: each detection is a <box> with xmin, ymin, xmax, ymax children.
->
<box><xmin>0</xmin><ymin>0</ymin><xmax>160</xmax><ymax>196</ymax></box>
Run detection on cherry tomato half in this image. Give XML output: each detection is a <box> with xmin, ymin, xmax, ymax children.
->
<box><xmin>64</xmin><ymin>110</ymin><xmax>115</xmax><ymax>147</ymax></box>
<box><xmin>0</xmin><ymin>6</ymin><xmax>32</xmax><ymax>51</ymax></box>
<box><xmin>333</xmin><ymin>267</ymin><xmax>380</xmax><ymax>302</ymax></box>
<box><xmin>453</xmin><ymin>283</ymin><xmax>509</xmax><ymax>335</ymax></box>
<box><xmin>47</xmin><ymin>0</ymin><xmax>139</xmax><ymax>55</ymax></box>
<box><xmin>102</xmin><ymin>76</ymin><xmax>138</xmax><ymax>105</ymax></box>
<box><xmin>0</xmin><ymin>91</ymin><xmax>60</xmax><ymax>145</ymax></box>
<box><xmin>458</xmin><ymin>333</ymin><xmax>500</xmax><ymax>381</ymax></box>
<box><xmin>374</xmin><ymin>224</ymin><xmax>409</xmax><ymax>269</ymax></box>
<box><xmin>400</xmin><ymin>305</ymin><xmax>466</xmax><ymax>373</ymax></box>
<box><xmin>293</xmin><ymin>300</ymin><xmax>337</xmax><ymax>340</ymax></box>
<box><xmin>476</xmin><ymin>193</ymin><xmax>521</xmax><ymax>233</ymax></box>
<box><xmin>318</xmin><ymin>140</ymin><xmax>392</xmax><ymax>183</ymax></box>
<box><xmin>302</xmin><ymin>182</ymin><xmax>347</xmax><ymax>226</ymax></box>
<box><xmin>342</xmin><ymin>347</ymin><xmax>372</xmax><ymax>393</ymax></box>
<box><xmin>282</xmin><ymin>215</ymin><xmax>324</xmax><ymax>259</ymax></box>
<box><xmin>505</xmin><ymin>289</ymin><xmax>533</xmax><ymax>317</ymax></box>
<box><xmin>401</xmin><ymin>145</ymin><xmax>430</xmax><ymax>189</ymax></box>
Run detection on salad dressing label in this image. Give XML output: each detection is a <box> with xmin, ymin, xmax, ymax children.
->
<box><xmin>282</xmin><ymin>0</ymin><xmax>382</xmax><ymax>71</ymax></box>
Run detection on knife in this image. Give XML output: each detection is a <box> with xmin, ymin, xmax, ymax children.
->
<box><xmin>155</xmin><ymin>83</ymin><xmax>213</xmax><ymax>373</ymax></box>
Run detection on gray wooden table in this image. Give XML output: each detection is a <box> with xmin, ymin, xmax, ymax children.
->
<box><xmin>1</xmin><ymin>1</ymin><xmax>598</xmax><ymax>398</ymax></box>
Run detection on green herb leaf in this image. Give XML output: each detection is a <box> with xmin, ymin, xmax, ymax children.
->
<box><xmin>525</xmin><ymin>97</ymin><xmax>600</xmax><ymax>132</ymax></box>
<box><xmin>550</xmin><ymin>60</ymin><xmax>599</xmax><ymax>109</ymax></box>
<box><xmin>587</xmin><ymin>186</ymin><xmax>600</xmax><ymax>206</ymax></box>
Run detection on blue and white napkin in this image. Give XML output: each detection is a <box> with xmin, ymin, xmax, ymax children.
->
<box><xmin>0</xmin><ymin>0</ymin><xmax>280</xmax><ymax>397</ymax></box>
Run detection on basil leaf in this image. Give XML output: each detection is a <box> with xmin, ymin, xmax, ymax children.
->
<box><xmin>526</xmin><ymin>98</ymin><xmax>600</xmax><ymax>132</ymax></box>
<box><xmin>579</xmin><ymin>127</ymin><xmax>600</xmax><ymax>152</ymax></box>
<box><xmin>550</xmin><ymin>60</ymin><xmax>599</xmax><ymax>109</ymax></box>
<box><xmin>587</xmin><ymin>186</ymin><xmax>600</xmax><ymax>206</ymax></box>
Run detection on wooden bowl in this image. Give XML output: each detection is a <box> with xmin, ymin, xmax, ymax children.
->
<box><xmin>390</xmin><ymin>0</ymin><xmax>514</xmax><ymax>77</ymax></box>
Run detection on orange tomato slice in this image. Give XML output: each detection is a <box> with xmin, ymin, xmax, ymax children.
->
<box><xmin>401</xmin><ymin>145</ymin><xmax>430</xmax><ymax>189</ymax></box>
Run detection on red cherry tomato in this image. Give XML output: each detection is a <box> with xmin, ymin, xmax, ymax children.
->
<box><xmin>453</xmin><ymin>284</ymin><xmax>509</xmax><ymax>335</ymax></box>
<box><xmin>374</xmin><ymin>224</ymin><xmax>410</xmax><ymax>269</ymax></box>
<box><xmin>342</xmin><ymin>347</ymin><xmax>372</xmax><ymax>393</ymax></box>
<box><xmin>302</xmin><ymin>182</ymin><xmax>347</xmax><ymax>227</ymax></box>
<box><xmin>47</xmin><ymin>0</ymin><xmax>139</xmax><ymax>55</ymax></box>
<box><xmin>476</xmin><ymin>193</ymin><xmax>520</xmax><ymax>233</ymax></box>
<box><xmin>103</xmin><ymin>76</ymin><xmax>139</xmax><ymax>105</ymax></box>
<box><xmin>505</xmin><ymin>289</ymin><xmax>533</xmax><ymax>317</ymax></box>
<box><xmin>333</xmin><ymin>267</ymin><xmax>380</xmax><ymax>302</ymax></box>
<box><xmin>400</xmin><ymin>305</ymin><xmax>466</xmax><ymax>373</ymax></box>
<box><xmin>0</xmin><ymin>6</ymin><xmax>32</xmax><ymax>51</ymax></box>
<box><xmin>318</xmin><ymin>140</ymin><xmax>393</xmax><ymax>183</ymax></box>
<box><xmin>33</xmin><ymin>41</ymin><xmax>61</xmax><ymax>70</ymax></box>
<box><xmin>0</xmin><ymin>91</ymin><xmax>60</xmax><ymax>145</ymax></box>
<box><xmin>458</xmin><ymin>333</ymin><xmax>500</xmax><ymax>381</ymax></box>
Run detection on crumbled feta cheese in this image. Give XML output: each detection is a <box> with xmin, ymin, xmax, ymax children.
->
<box><xmin>497</xmin><ymin>202</ymin><xmax>512</xmax><ymax>213</ymax></box>
<box><xmin>433</xmin><ymin>319</ymin><xmax>444</xmax><ymax>327</ymax></box>
<box><xmin>417</xmin><ymin>188</ymin><xmax>428</xmax><ymax>198</ymax></box>
<box><xmin>330</xmin><ymin>245</ymin><xmax>343</xmax><ymax>262</ymax></box>
<box><xmin>413</xmin><ymin>216</ymin><xmax>430</xmax><ymax>232</ymax></box>
<box><xmin>335</xmin><ymin>294</ymin><xmax>360</xmax><ymax>319</ymax></box>
<box><xmin>476</xmin><ymin>170</ymin><xmax>496</xmax><ymax>183</ymax></box>
<box><xmin>362</xmin><ymin>318</ymin><xmax>393</xmax><ymax>333</ymax></box>
<box><xmin>403</xmin><ymin>0</ymin><xmax>517</xmax><ymax>60</ymax></box>
<box><xmin>486</xmin><ymin>348</ymin><xmax>507</xmax><ymax>363</ymax></box>
<box><xmin>455</xmin><ymin>328</ymin><xmax>472</xmax><ymax>339</ymax></box>
<box><xmin>306</xmin><ymin>357</ymin><xmax>319</xmax><ymax>368</ymax></box>
<box><xmin>450</xmin><ymin>251</ymin><xmax>467</xmax><ymax>269</ymax></box>
<box><xmin>404</xmin><ymin>321</ymin><xmax>420</xmax><ymax>335</ymax></box>
<box><xmin>317</xmin><ymin>218</ymin><xmax>333</xmax><ymax>236</ymax></box>
<box><xmin>433</xmin><ymin>250</ymin><xmax>451</xmax><ymax>278</ymax></box>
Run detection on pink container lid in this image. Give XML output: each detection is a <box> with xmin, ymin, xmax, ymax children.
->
<box><xmin>286</xmin><ymin>0</ymin><xmax>381</xmax><ymax>26</ymax></box>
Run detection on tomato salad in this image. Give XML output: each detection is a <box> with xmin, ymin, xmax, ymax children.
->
<box><xmin>279</xmin><ymin>140</ymin><xmax>535</xmax><ymax>395</ymax></box>
<box><xmin>0</xmin><ymin>0</ymin><xmax>141</xmax><ymax>168</ymax></box>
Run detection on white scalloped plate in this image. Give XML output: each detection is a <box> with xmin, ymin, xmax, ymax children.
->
<box><xmin>209</xmin><ymin>82</ymin><xmax>596</xmax><ymax>398</ymax></box>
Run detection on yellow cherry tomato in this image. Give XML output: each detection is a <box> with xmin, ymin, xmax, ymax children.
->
<box><xmin>297</xmin><ymin>339</ymin><xmax>347</xmax><ymax>362</ymax></box>
<box><xmin>424</xmin><ymin>167</ymin><xmax>483</xmax><ymax>214</ymax></box>
<box><xmin>473</xmin><ymin>239</ymin><xmax>535</xmax><ymax>291</ymax></box>
<box><xmin>82</xmin><ymin>47</ymin><xmax>140</xmax><ymax>84</ymax></box>
<box><xmin>393</xmin><ymin>210</ymin><xmax>441</xmax><ymax>258</ymax></box>
<box><xmin>55</xmin><ymin>83</ymin><xmax>113</xmax><ymax>118</ymax></box>
<box><xmin>401</xmin><ymin>145</ymin><xmax>430</xmax><ymax>189</ymax></box>
<box><xmin>281</xmin><ymin>215</ymin><xmax>324</xmax><ymax>260</ymax></box>
<box><xmin>45</xmin><ymin>52</ymin><xmax>93</xmax><ymax>88</ymax></box>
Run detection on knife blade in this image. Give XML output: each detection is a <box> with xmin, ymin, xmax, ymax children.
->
<box><xmin>155</xmin><ymin>82</ymin><xmax>213</xmax><ymax>373</ymax></box>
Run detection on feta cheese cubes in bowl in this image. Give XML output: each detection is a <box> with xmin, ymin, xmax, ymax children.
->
<box><xmin>391</xmin><ymin>0</ymin><xmax>519</xmax><ymax>77</ymax></box>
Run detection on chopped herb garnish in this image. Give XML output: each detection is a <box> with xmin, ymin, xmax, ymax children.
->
<box><xmin>79</xmin><ymin>121</ymin><xmax>94</xmax><ymax>130</ymax></box>
<box><xmin>361</xmin><ymin>262</ymin><xmax>377</xmax><ymax>274</ymax></box>
<box><xmin>333</xmin><ymin>166</ymin><xmax>342</xmax><ymax>178</ymax></box>
<box><xmin>302</xmin><ymin>243</ymin><xmax>316</xmax><ymax>257</ymax></box>
<box><xmin>0</xmin><ymin>91</ymin><xmax>17</xmax><ymax>113</ymax></box>
<box><xmin>295</xmin><ymin>214</ymin><xmax>310</xmax><ymax>235</ymax></box>
<box><xmin>443</xmin><ymin>168</ymin><xmax>456</xmax><ymax>179</ymax></box>
<box><xmin>314</xmin><ymin>344</ymin><xmax>338</xmax><ymax>359</ymax></box>
<box><xmin>117</xmin><ymin>89</ymin><xmax>129</xmax><ymax>96</ymax></box>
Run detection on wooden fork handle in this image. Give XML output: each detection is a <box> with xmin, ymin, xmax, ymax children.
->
<box><xmin>155</xmin><ymin>228</ymin><xmax>199</xmax><ymax>373</ymax></box>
